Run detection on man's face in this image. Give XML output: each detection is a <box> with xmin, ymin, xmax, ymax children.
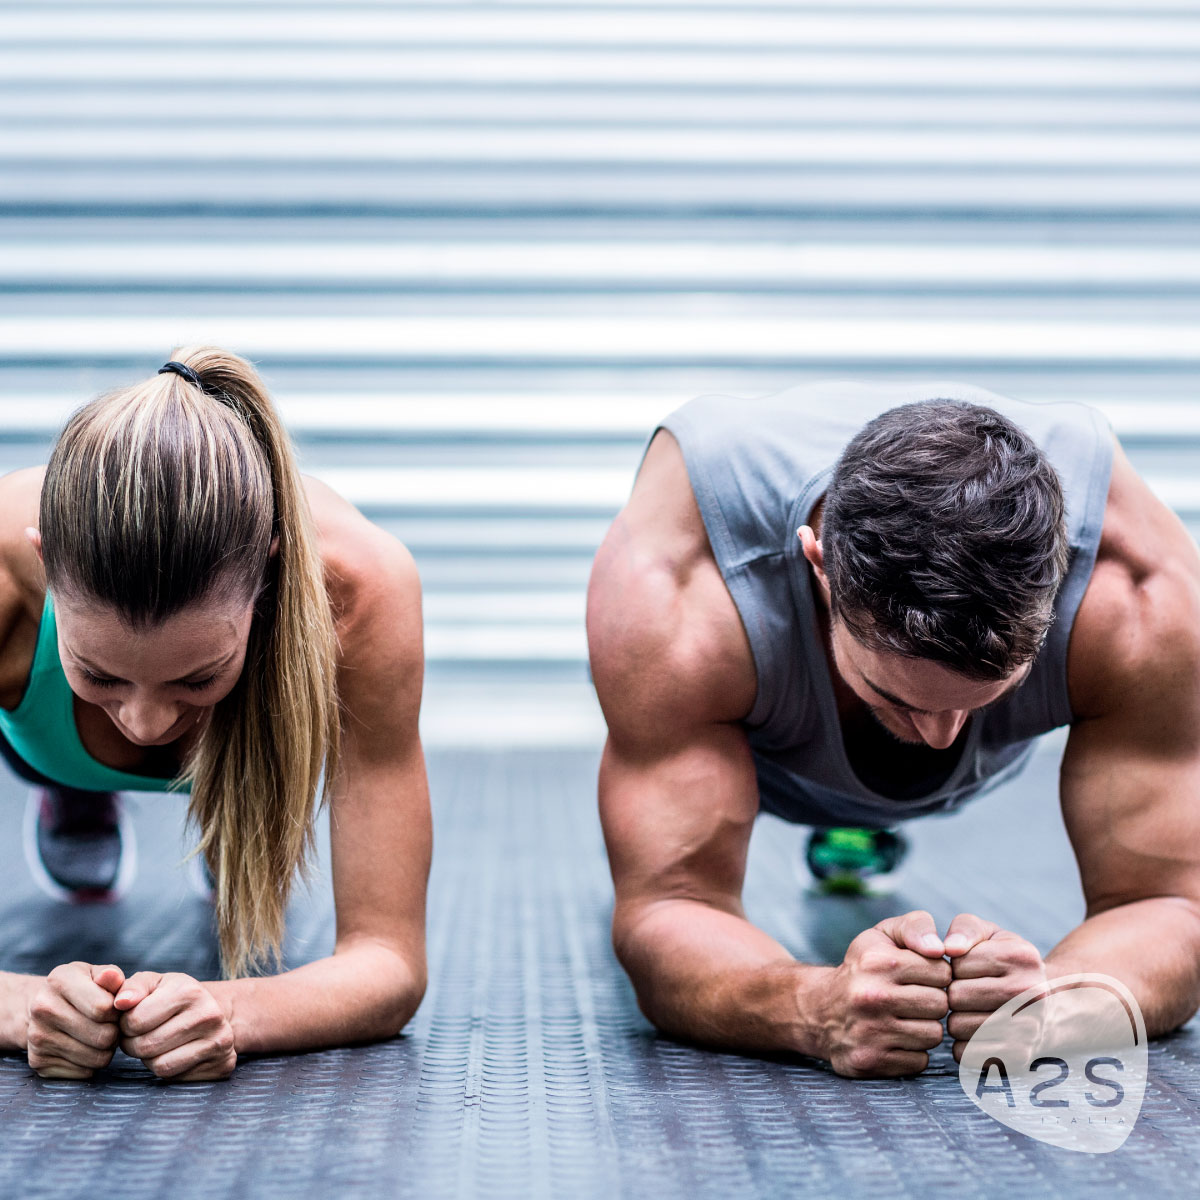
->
<box><xmin>798</xmin><ymin>518</ymin><xmax>1030</xmax><ymax>749</ymax></box>
<box><xmin>828</xmin><ymin>617</ymin><xmax>1030</xmax><ymax>749</ymax></box>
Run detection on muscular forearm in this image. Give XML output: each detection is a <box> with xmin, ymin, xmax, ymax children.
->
<box><xmin>205</xmin><ymin>938</ymin><xmax>426</xmax><ymax>1056</ymax></box>
<box><xmin>1046</xmin><ymin>897</ymin><xmax>1200</xmax><ymax>1035</ymax></box>
<box><xmin>616</xmin><ymin>898</ymin><xmax>829</xmax><ymax>1057</ymax></box>
<box><xmin>0</xmin><ymin>971</ymin><xmax>39</xmax><ymax>1051</ymax></box>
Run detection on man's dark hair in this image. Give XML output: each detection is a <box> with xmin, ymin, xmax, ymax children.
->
<box><xmin>821</xmin><ymin>400</ymin><xmax>1070</xmax><ymax>682</ymax></box>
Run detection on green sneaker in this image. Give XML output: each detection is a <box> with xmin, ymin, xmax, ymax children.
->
<box><xmin>805</xmin><ymin>827</ymin><xmax>908</xmax><ymax>895</ymax></box>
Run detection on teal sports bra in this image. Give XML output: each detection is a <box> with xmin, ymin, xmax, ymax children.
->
<box><xmin>0</xmin><ymin>592</ymin><xmax>185</xmax><ymax>794</ymax></box>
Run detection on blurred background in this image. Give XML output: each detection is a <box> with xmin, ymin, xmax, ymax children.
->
<box><xmin>1</xmin><ymin>0</ymin><xmax>1197</xmax><ymax>748</ymax></box>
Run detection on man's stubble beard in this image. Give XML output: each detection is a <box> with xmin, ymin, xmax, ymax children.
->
<box><xmin>865</xmin><ymin>704</ymin><xmax>928</xmax><ymax>747</ymax></box>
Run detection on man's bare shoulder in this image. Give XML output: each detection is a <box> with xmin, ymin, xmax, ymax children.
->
<box><xmin>586</xmin><ymin>431</ymin><xmax>756</xmax><ymax>744</ymax></box>
<box><xmin>1069</xmin><ymin>441</ymin><xmax>1200</xmax><ymax>730</ymax></box>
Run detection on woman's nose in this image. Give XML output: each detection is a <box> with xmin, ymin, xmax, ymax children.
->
<box><xmin>116</xmin><ymin>697</ymin><xmax>181</xmax><ymax>744</ymax></box>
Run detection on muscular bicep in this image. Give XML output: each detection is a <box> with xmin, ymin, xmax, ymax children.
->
<box><xmin>588</xmin><ymin>449</ymin><xmax>763</xmax><ymax>949</ymax></box>
<box><xmin>600</xmin><ymin>719</ymin><xmax>761</xmax><ymax>926</ymax></box>
<box><xmin>1058</xmin><ymin>444</ymin><xmax>1200</xmax><ymax>916</ymax></box>
<box><xmin>1061</xmin><ymin>526</ymin><xmax>1200</xmax><ymax>917</ymax></box>
<box><xmin>1061</xmin><ymin>706</ymin><xmax>1200</xmax><ymax>918</ymax></box>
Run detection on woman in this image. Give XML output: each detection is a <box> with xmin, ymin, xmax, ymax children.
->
<box><xmin>0</xmin><ymin>347</ymin><xmax>430</xmax><ymax>1080</ymax></box>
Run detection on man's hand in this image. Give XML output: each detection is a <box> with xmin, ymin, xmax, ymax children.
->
<box><xmin>26</xmin><ymin>962</ymin><xmax>124</xmax><ymax>1079</ymax></box>
<box><xmin>115</xmin><ymin>972</ymin><xmax>236</xmax><ymax>1081</ymax></box>
<box><xmin>945</xmin><ymin>913</ymin><xmax>1047</xmax><ymax>1061</ymax></box>
<box><xmin>816</xmin><ymin>910</ymin><xmax>951</xmax><ymax>1078</ymax></box>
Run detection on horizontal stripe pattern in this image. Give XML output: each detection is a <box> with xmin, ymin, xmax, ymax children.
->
<box><xmin>1</xmin><ymin>1</ymin><xmax>1196</xmax><ymax>668</ymax></box>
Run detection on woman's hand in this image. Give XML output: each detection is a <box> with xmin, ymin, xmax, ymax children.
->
<box><xmin>26</xmin><ymin>962</ymin><xmax>125</xmax><ymax>1079</ymax></box>
<box><xmin>115</xmin><ymin>972</ymin><xmax>236</xmax><ymax>1081</ymax></box>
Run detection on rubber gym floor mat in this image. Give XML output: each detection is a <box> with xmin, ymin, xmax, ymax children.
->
<box><xmin>0</xmin><ymin>743</ymin><xmax>1197</xmax><ymax>1199</ymax></box>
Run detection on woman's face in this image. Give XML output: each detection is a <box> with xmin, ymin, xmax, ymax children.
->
<box><xmin>54</xmin><ymin>594</ymin><xmax>256</xmax><ymax>747</ymax></box>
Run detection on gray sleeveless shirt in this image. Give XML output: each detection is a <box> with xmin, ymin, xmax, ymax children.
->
<box><xmin>658</xmin><ymin>380</ymin><xmax>1114</xmax><ymax>828</ymax></box>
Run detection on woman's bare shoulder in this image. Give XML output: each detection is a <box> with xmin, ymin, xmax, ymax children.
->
<box><xmin>0</xmin><ymin>467</ymin><xmax>48</xmax><ymax>610</ymax></box>
<box><xmin>302</xmin><ymin>474</ymin><xmax>422</xmax><ymax>672</ymax></box>
<box><xmin>0</xmin><ymin>468</ymin><xmax>50</xmax><ymax>706</ymax></box>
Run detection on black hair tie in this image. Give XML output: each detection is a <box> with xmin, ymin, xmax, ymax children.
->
<box><xmin>158</xmin><ymin>360</ymin><xmax>202</xmax><ymax>388</ymax></box>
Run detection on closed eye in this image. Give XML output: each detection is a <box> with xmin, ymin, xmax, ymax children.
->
<box><xmin>80</xmin><ymin>669</ymin><xmax>220</xmax><ymax>692</ymax></box>
<box><xmin>82</xmin><ymin>669</ymin><xmax>120</xmax><ymax>689</ymax></box>
<box><xmin>182</xmin><ymin>675</ymin><xmax>219</xmax><ymax>692</ymax></box>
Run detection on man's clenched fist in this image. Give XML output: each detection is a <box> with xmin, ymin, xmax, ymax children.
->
<box><xmin>943</xmin><ymin>912</ymin><xmax>1047</xmax><ymax>1061</ymax></box>
<box><xmin>816</xmin><ymin>909</ymin><xmax>951</xmax><ymax>1078</ymax></box>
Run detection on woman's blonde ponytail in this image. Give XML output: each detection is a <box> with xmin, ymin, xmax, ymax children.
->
<box><xmin>177</xmin><ymin>346</ymin><xmax>342</xmax><ymax>977</ymax></box>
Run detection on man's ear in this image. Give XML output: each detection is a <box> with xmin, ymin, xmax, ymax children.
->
<box><xmin>797</xmin><ymin>525</ymin><xmax>832</xmax><ymax>603</ymax></box>
<box><xmin>24</xmin><ymin>527</ymin><xmax>43</xmax><ymax>563</ymax></box>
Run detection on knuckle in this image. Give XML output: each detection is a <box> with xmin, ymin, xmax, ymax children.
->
<box><xmin>195</xmin><ymin>1009</ymin><xmax>223</xmax><ymax>1035</ymax></box>
<box><xmin>947</xmin><ymin>1013</ymin><xmax>977</xmax><ymax>1040</ymax></box>
<box><xmin>917</xmin><ymin>1023</ymin><xmax>945</xmax><ymax>1050</ymax></box>
<box><xmin>26</xmin><ymin>1027</ymin><xmax>51</xmax><ymax>1051</ymax></box>
<box><xmin>845</xmin><ymin>1044</ymin><xmax>882</xmax><ymax>1075</ymax></box>
<box><xmin>858</xmin><ymin>950</ymin><xmax>898</xmax><ymax>976</ymax></box>
<box><xmin>28</xmin><ymin>996</ymin><xmax>56</xmax><ymax>1022</ymax></box>
<box><xmin>849</xmin><ymin>982</ymin><xmax>887</xmax><ymax>1013</ymax></box>
<box><xmin>119</xmin><ymin>1012</ymin><xmax>146</xmax><ymax>1036</ymax></box>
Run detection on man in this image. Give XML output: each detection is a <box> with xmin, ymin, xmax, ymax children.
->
<box><xmin>586</xmin><ymin>380</ymin><xmax>1200</xmax><ymax>1078</ymax></box>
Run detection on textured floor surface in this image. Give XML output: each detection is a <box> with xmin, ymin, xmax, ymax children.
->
<box><xmin>1</xmin><ymin>739</ymin><xmax>1198</xmax><ymax>1199</ymax></box>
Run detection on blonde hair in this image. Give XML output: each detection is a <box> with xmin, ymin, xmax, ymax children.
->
<box><xmin>40</xmin><ymin>346</ymin><xmax>341</xmax><ymax>977</ymax></box>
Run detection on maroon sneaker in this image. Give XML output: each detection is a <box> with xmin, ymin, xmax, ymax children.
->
<box><xmin>22</xmin><ymin>788</ymin><xmax>136</xmax><ymax>902</ymax></box>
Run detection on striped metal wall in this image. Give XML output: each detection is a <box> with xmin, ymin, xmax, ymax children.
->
<box><xmin>1</xmin><ymin>1</ymin><xmax>1198</xmax><ymax>680</ymax></box>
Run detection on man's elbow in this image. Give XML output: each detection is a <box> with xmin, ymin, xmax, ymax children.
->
<box><xmin>610</xmin><ymin>896</ymin><xmax>663</xmax><ymax>981</ymax></box>
<box><xmin>610</xmin><ymin>899</ymin><xmax>690</xmax><ymax>1036</ymax></box>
